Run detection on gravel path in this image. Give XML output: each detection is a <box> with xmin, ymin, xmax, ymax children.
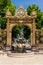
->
<box><xmin>0</xmin><ymin>52</ymin><xmax>43</xmax><ymax>65</ymax></box>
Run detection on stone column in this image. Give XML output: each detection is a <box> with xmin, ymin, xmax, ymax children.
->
<box><xmin>31</xmin><ymin>10</ymin><xmax>37</xmax><ymax>46</ymax></box>
<box><xmin>0</xmin><ymin>28</ymin><xmax>2</xmax><ymax>44</ymax></box>
<box><xmin>7</xmin><ymin>18</ymin><xmax>11</xmax><ymax>46</ymax></box>
<box><xmin>31</xmin><ymin>32</ymin><xmax>33</xmax><ymax>46</ymax></box>
<box><xmin>9</xmin><ymin>31</ymin><xmax>12</xmax><ymax>46</ymax></box>
<box><xmin>31</xmin><ymin>25</ymin><xmax>33</xmax><ymax>46</ymax></box>
<box><xmin>41</xmin><ymin>28</ymin><xmax>43</xmax><ymax>43</ymax></box>
<box><xmin>32</xmin><ymin>19</ymin><xmax>36</xmax><ymax>45</ymax></box>
<box><xmin>6</xmin><ymin>10</ymin><xmax>12</xmax><ymax>47</ymax></box>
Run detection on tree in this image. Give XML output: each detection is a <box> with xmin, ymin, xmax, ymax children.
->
<box><xmin>12</xmin><ymin>26</ymin><xmax>22</xmax><ymax>39</ymax></box>
<box><xmin>0</xmin><ymin>0</ymin><xmax>16</xmax><ymax>29</ymax></box>
<box><xmin>0</xmin><ymin>0</ymin><xmax>11</xmax><ymax>10</ymax></box>
<box><xmin>41</xmin><ymin>12</ymin><xmax>43</xmax><ymax>28</ymax></box>
<box><xmin>27</xmin><ymin>4</ymin><xmax>43</xmax><ymax>29</ymax></box>
<box><xmin>23</xmin><ymin>26</ymin><xmax>31</xmax><ymax>39</ymax></box>
<box><xmin>1</xmin><ymin>18</ymin><xmax>7</xmax><ymax>29</ymax></box>
<box><xmin>3</xmin><ymin>4</ymin><xmax>16</xmax><ymax>16</ymax></box>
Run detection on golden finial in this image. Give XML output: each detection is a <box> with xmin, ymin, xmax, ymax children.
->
<box><xmin>31</xmin><ymin>9</ymin><xmax>37</xmax><ymax>18</ymax></box>
<box><xmin>6</xmin><ymin>9</ymin><xmax>12</xmax><ymax>17</ymax></box>
<box><xmin>19</xmin><ymin>5</ymin><xmax>24</xmax><ymax>9</ymax></box>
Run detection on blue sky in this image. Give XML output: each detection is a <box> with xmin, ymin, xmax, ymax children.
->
<box><xmin>11</xmin><ymin>0</ymin><xmax>43</xmax><ymax>11</ymax></box>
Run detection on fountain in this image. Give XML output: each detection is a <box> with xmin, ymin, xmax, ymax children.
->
<box><xmin>11</xmin><ymin>28</ymin><xmax>31</xmax><ymax>53</ymax></box>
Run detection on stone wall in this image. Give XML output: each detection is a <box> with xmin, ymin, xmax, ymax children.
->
<box><xmin>36</xmin><ymin>29</ymin><xmax>43</xmax><ymax>44</ymax></box>
<box><xmin>0</xmin><ymin>28</ymin><xmax>7</xmax><ymax>49</ymax></box>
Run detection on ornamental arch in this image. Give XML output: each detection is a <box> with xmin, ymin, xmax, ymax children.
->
<box><xmin>6</xmin><ymin>6</ymin><xmax>37</xmax><ymax>47</ymax></box>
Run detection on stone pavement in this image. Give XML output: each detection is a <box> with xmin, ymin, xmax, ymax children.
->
<box><xmin>0</xmin><ymin>51</ymin><xmax>43</xmax><ymax>65</ymax></box>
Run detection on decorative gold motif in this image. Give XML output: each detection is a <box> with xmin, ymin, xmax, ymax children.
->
<box><xmin>6</xmin><ymin>9</ymin><xmax>12</xmax><ymax>17</ymax></box>
<box><xmin>15</xmin><ymin>6</ymin><xmax>28</xmax><ymax>18</ymax></box>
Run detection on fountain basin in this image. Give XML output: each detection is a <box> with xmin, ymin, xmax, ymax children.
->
<box><xmin>11</xmin><ymin>43</ymin><xmax>31</xmax><ymax>53</ymax></box>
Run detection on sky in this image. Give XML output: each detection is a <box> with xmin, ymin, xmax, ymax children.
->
<box><xmin>11</xmin><ymin>0</ymin><xmax>43</xmax><ymax>11</ymax></box>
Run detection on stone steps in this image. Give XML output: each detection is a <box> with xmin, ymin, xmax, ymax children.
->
<box><xmin>7</xmin><ymin>51</ymin><xmax>34</xmax><ymax>58</ymax></box>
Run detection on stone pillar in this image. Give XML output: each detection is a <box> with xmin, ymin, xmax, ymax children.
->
<box><xmin>8</xmin><ymin>31</ymin><xmax>12</xmax><ymax>46</ymax></box>
<box><xmin>32</xmin><ymin>19</ymin><xmax>36</xmax><ymax>45</ymax></box>
<box><xmin>36</xmin><ymin>30</ymin><xmax>39</xmax><ymax>44</ymax></box>
<box><xmin>40</xmin><ymin>28</ymin><xmax>43</xmax><ymax>43</ymax></box>
<box><xmin>31</xmin><ymin>31</ymin><xmax>33</xmax><ymax>46</ymax></box>
<box><xmin>6</xmin><ymin>10</ymin><xmax>12</xmax><ymax>47</ymax></box>
<box><xmin>31</xmin><ymin>25</ymin><xmax>33</xmax><ymax>46</ymax></box>
<box><xmin>31</xmin><ymin>10</ymin><xmax>37</xmax><ymax>46</ymax></box>
<box><xmin>7</xmin><ymin>18</ymin><xmax>11</xmax><ymax>46</ymax></box>
<box><xmin>0</xmin><ymin>28</ymin><xmax>2</xmax><ymax>44</ymax></box>
<box><xmin>30</xmin><ymin>19</ymin><xmax>36</xmax><ymax>46</ymax></box>
<box><xmin>41</xmin><ymin>28</ymin><xmax>43</xmax><ymax>36</ymax></box>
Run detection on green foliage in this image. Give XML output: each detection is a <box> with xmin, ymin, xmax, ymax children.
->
<box><xmin>3</xmin><ymin>4</ymin><xmax>16</xmax><ymax>15</ymax></box>
<box><xmin>27</xmin><ymin>4</ymin><xmax>40</xmax><ymax>15</ymax></box>
<box><xmin>0</xmin><ymin>17</ymin><xmax>6</xmax><ymax>29</ymax></box>
<box><xmin>27</xmin><ymin>4</ymin><xmax>43</xmax><ymax>29</ymax></box>
<box><xmin>0</xmin><ymin>0</ymin><xmax>16</xmax><ymax>29</ymax></box>
<box><xmin>1</xmin><ymin>18</ymin><xmax>7</xmax><ymax>29</ymax></box>
<box><xmin>41</xmin><ymin>13</ymin><xmax>43</xmax><ymax>28</ymax></box>
<box><xmin>23</xmin><ymin>26</ymin><xmax>31</xmax><ymax>39</ymax></box>
<box><xmin>12</xmin><ymin>26</ymin><xmax>22</xmax><ymax>38</ymax></box>
<box><xmin>0</xmin><ymin>0</ymin><xmax>11</xmax><ymax>10</ymax></box>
